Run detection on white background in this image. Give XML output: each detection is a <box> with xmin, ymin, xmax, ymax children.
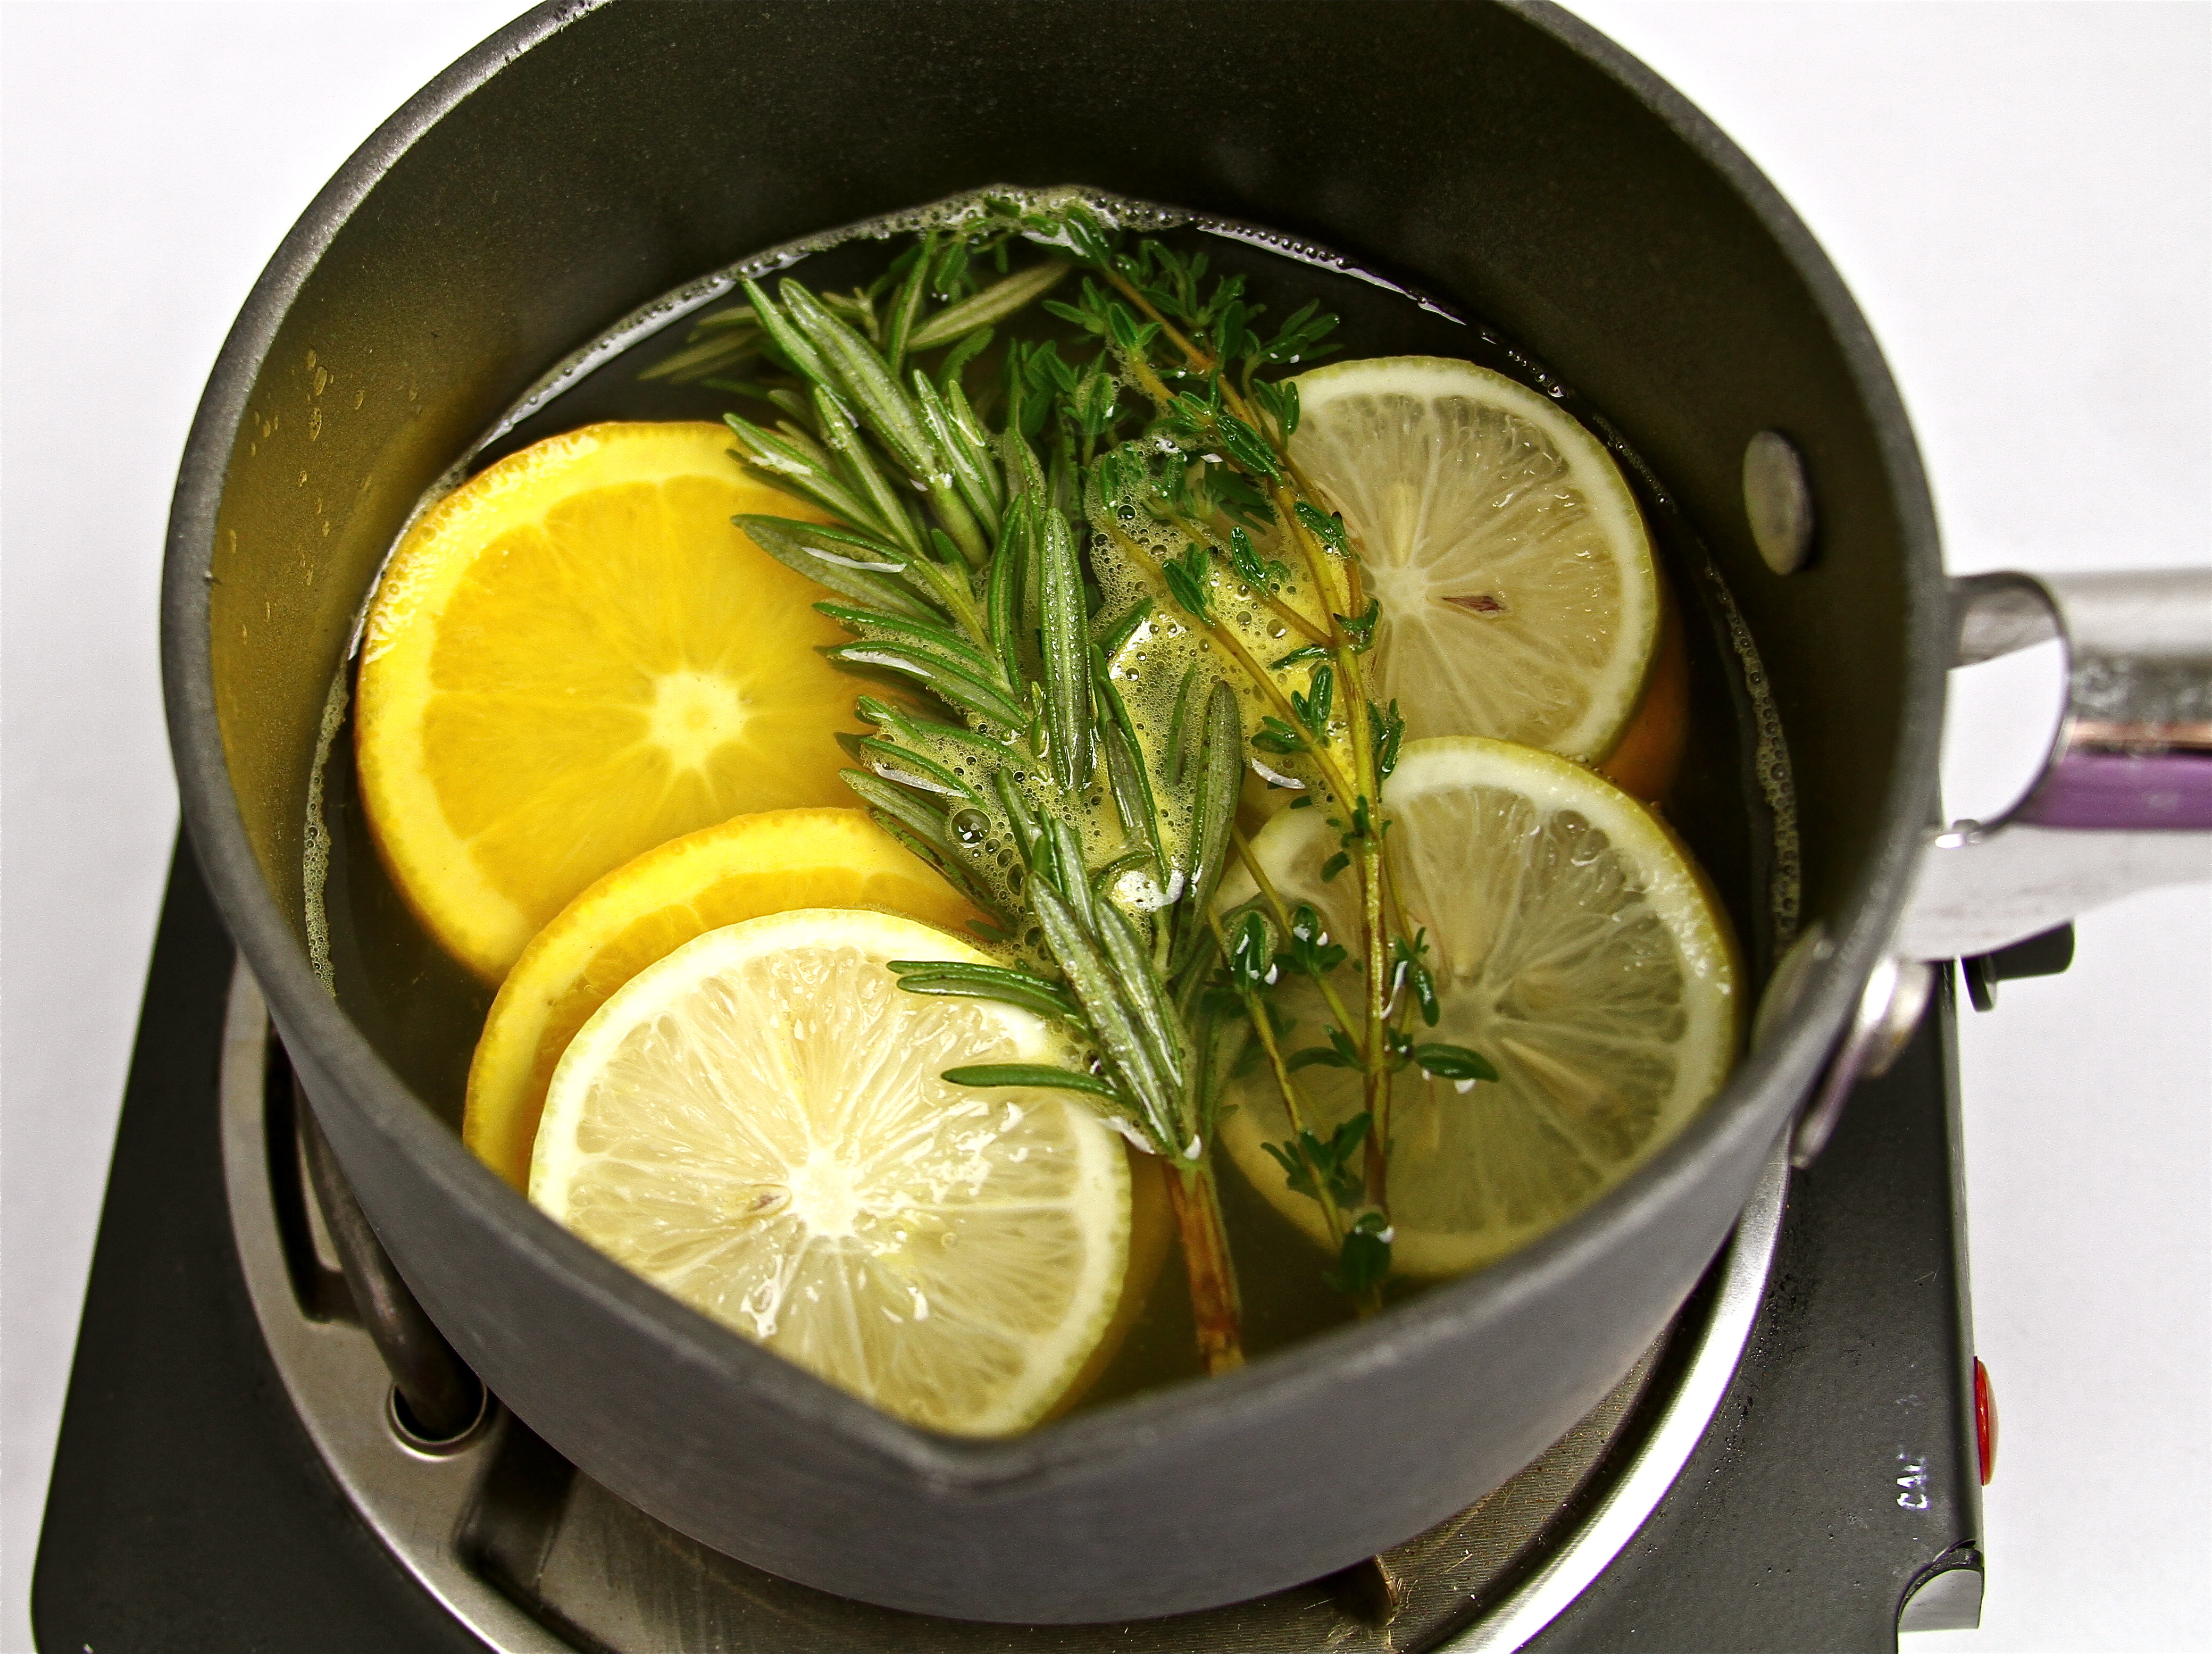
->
<box><xmin>1</xmin><ymin>4</ymin><xmax>2205</xmax><ymax>1652</ymax></box>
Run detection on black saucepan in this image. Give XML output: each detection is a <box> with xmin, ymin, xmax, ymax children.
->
<box><xmin>162</xmin><ymin>0</ymin><xmax>2115</xmax><ymax>1624</ymax></box>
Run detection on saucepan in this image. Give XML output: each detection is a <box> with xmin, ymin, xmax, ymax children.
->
<box><xmin>160</xmin><ymin>0</ymin><xmax>2211</xmax><ymax>1623</ymax></box>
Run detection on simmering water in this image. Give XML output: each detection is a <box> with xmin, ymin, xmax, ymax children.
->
<box><xmin>306</xmin><ymin>188</ymin><xmax>1797</xmax><ymax>1404</ymax></box>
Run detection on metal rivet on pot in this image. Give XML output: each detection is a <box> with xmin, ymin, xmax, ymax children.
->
<box><xmin>1743</xmin><ymin>430</ymin><xmax>1814</xmax><ymax>574</ymax></box>
<box><xmin>1790</xmin><ymin>955</ymin><xmax>1935</xmax><ymax>1168</ymax></box>
<box><xmin>1752</xmin><ymin>921</ymin><xmax>1831</xmax><ymax>1051</ymax></box>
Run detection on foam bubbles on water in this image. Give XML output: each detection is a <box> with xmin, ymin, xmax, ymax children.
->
<box><xmin>302</xmin><ymin>666</ymin><xmax>349</xmax><ymax>995</ymax></box>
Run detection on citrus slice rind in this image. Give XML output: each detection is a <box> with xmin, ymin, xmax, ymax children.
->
<box><xmin>1289</xmin><ymin>357</ymin><xmax>1659</xmax><ymax>763</ymax></box>
<box><xmin>465</xmin><ymin>807</ymin><xmax>982</xmax><ymax>1192</ymax></box>
<box><xmin>355</xmin><ymin>421</ymin><xmax>865</xmax><ymax>982</ymax></box>
<box><xmin>1217</xmin><ymin>737</ymin><xmax>1738</xmax><ymax>1278</ymax></box>
<box><xmin>530</xmin><ymin>907</ymin><xmax>1130</xmax><ymax>1437</ymax></box>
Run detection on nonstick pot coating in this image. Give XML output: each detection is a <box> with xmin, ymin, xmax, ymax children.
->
<box><xmin>163</xmin><ymin>0</ymin><xmax>1945</xmax><ymax>1622</ymax></box>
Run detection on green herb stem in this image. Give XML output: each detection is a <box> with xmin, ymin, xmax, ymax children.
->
<box><xmin>1165</xmin><ymin>1158</ymin><xmax>1243</xmax><ymax>1375</ymax></box>
<box><xmin>1231</xmin><ymin>832</ymin><xmax>1368</xmax><ymax>1067</ymax></box>
<box><xmin>1207</xmin><ymin>913</ymin><xmax>1350</xmax><ymax>1256</ymax></box>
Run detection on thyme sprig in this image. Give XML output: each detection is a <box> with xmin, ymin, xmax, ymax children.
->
<box><xmin>1000</xmin><ymin>201</ymin><xmax>1505</xmax><ymax>1225</ymax></box>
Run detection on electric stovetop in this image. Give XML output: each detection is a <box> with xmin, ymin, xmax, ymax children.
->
<box><xmin>33</xmin><ymin>846</ymin><xmax>1985</xmax><ymax>1652</ymax></box>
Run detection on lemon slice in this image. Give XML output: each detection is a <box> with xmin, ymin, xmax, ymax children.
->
<box><xmin>1218</xmin><ymin>737</ymin><xmax>1738</xmax><ymax>1277</ymax></box>
<box><xmin>530</xmin><ymin>908</ymin><xmax>1131</xmax><ymax>1436</ymax></box>
<box><xmin>356</xmin><ymin>421</ymin><xmax>865</xmax><ymax>982</ymax></box>
<box><xmin>465</xmin><ymin>807</ymin><xmax>982</xmax><ymax>1192</ymax></box>
<box><xmin>1289</xmin><ymin>357</ymin><xmax>1659</xmax><ymax>762</ymax></box>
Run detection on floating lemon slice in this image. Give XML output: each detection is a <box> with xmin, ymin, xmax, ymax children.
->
<box><xmin>1218</xmin><ymin>737</ymin><xmax>1738</xmax><ymax>1277</ymax></box>
<box><xmin>465</xmin><ymin>807</ymin><xmax>981</xmax><ymax>1192</ymax></box>
<box><xmin>355</xmin><ymin>421</ymin><xmax>864</xmax><ymax>982</ymax></box>
<box><xmin>1289</xmin><ymin>357</ymin><xmax>1659</xmax><ymax>763</ymax></box>
<box><xmin>530</xmin><ymin>908</ymin><xmax>1132</xmax><ymax>1436</ymax></box>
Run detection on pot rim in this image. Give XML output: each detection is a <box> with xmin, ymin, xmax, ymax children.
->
<box><xmin>159</xmin><ymin>0</ymin><xmax>1948</xmax><ymax>1495</ymax></box>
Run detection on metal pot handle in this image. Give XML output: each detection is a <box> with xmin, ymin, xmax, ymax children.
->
<box><xmin>295</xmin><ymin>1074</ymin><xmax>487</xmax><ymax>1444</ymax></box>
<box><xmin>1894</xmin><ymin>567</ymin><xmax>2212</xmax><ymax>960</ymax></box>
<box><xmin>1792</xmin><ymin>567</ymin><xmax>2209</xmax><ymax>1167</ymax></box>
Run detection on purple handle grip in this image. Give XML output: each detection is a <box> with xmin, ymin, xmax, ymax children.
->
<box><xmin>2016</xmin><ymin>745</ymin><xmax>2212</xmax><ymax>831</ymax></box>
<box><xmin>1972</xmin><ymin>569</ymin><xmax>2212</xmax><ymax>833</ymax></box>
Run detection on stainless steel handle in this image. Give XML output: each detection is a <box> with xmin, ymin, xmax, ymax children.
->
<box><xmin>1895</xmin><ymin>568</ymin><xmax>2212</xmax><ymax>961</ymax></box>
<box><xmin>1793</xmin><ymin>567</ymin><xmax>2207</xmax><ymax>1166</ymax></box>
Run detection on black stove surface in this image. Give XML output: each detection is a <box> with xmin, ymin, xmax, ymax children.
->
<box><xmin>32</xmin><ymin>847</ymin><xmax>1981</xmax><ymax>1652</ymax></box>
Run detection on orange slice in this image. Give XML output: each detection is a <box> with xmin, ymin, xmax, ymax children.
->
<box><xmin>355</xmin><ymin>421</ymin><xmax>864</xmax><ymax>981</ymax></box>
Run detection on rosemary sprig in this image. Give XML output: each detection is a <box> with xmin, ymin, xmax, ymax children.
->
<box><xmin>717</xmin><ymin>252</ymin><xmax>1251</xmax><ymax>1369</ymax></box>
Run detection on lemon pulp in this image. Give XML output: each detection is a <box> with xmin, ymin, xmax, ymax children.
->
<box><xmin>1219</xmin><ymin>737</ymin><xmax>1738</xmax><ymax>1276</ymax></box>
<box><xmin>1290</xmin><ymin>357</ymin><xmax>1659</xmax><ymax>763</ymax></box>
<box><xmin>530</xmin><ymin>908</ymin><xmax>1131</xmax><ymax>1436</ymax></box>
